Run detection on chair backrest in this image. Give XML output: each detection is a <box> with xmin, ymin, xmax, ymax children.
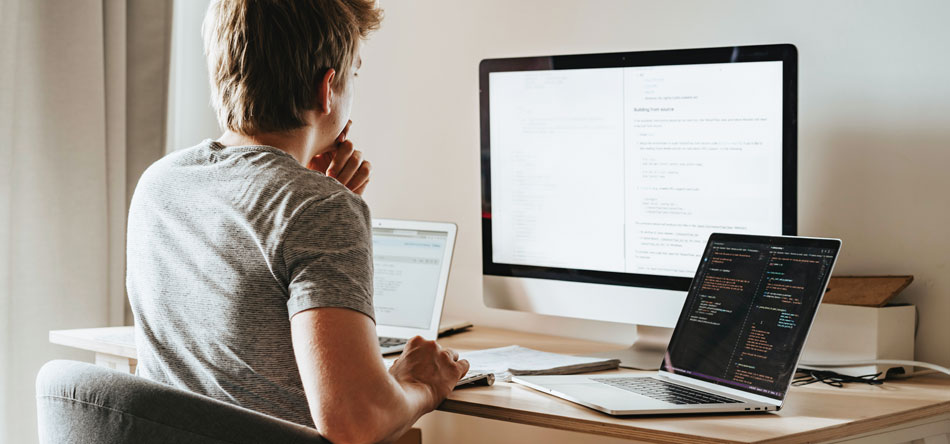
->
<box><xmin>36</xmin><ymin>360</ymin><xmax>329</xmax><ymax>444</ymax></box>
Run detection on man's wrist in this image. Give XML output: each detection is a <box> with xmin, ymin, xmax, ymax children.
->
<box><xmin>398</xmin><ymin>379</ymin><xmax>441</xmax><ymax>412</ymax></box>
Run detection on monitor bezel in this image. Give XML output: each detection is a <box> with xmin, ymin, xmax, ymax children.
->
<box><xmin>479</xmin><ymin>44</ymin><xmax>798</xmax><ymax>292</ymax></box>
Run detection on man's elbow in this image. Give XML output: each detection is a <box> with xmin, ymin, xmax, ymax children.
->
<box><xmin>317</xmin><ymin>420</ymin><xmax>375</xmax><ymax>444</ymax></box>
<box><xmin>314</xmin><ymin>408</ymin><xmax>393</xmax><ymax>444</ymax></box>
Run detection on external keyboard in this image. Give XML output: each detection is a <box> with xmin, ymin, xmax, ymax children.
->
<box><xmin>378</xmin><ymin>336</ymin><xmax>408</xmax><ymax>348</ymax></box>
<box><xmin>593</xmin><ymin>377</ymin><xmax>741</xmax><ymax>405</ymax></box>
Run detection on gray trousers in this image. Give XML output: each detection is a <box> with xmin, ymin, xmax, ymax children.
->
<box><xmin>35</xmin><ymin>360</ymin><xmax>330</xmax><ymax>444</ymax></box>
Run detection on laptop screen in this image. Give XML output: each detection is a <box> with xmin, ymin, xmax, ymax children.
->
<box><xmin>372</xmin><ymin>227</ymin><xmax>449</xmax><ymax>329</ymax></box>
<box><xmin>662</xmin><ymin>234</ymin><xmax>840</xmax><ymax>400</ymax></box>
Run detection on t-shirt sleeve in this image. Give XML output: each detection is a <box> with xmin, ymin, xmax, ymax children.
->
<box><xmin>282</xmin><ymin>191</ymin><xmax>374</xmax><ymax>321</ymax></box>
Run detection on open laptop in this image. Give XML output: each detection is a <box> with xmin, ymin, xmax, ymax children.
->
<box><xmin>513</xmin><ymin>233</ymin><xmax>841</xmax><ymax>415</ymax></box>
<box><xmin>371</xmin><ymin>218</ymin><xmax>458</xmax><ymax>355</ymax></box>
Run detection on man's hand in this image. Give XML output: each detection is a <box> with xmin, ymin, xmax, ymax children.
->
<box><xmin>308</xmin><ymin>120</ymin><xmax>372</xmax><ymax>195</ymax></box>
<box><xmin>388</xmin><ymin>336</ymin><xmax>470</xmax><ymax>410</ymax></box>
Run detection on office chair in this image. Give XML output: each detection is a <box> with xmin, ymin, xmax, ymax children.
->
<box><xmin>35</xmin><ymin>360</ymin><xmax>329</xmax><ymax>443</ymax></box>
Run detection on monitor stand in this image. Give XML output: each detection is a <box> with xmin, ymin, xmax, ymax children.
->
<box><xmin>585</xmin><ymin>325</ymin><xmax>673</xmax><ymax>370</ymax></box>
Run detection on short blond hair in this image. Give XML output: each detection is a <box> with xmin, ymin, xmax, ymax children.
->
<box><xmin>203</xmin><ymin>0</ymin><xmax>382</xmax><ymax>135</ymax></box>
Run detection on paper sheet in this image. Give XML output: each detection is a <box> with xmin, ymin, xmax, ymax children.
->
<box><xmin>460</xmin><ymin>345</ymin><xmax>620</xmax><ymax>382</ymax></box>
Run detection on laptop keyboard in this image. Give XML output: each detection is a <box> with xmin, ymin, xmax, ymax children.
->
<box><xmin>593</xmin><ymin>377</ymin><xmax>741</xmax><ymax>405</ymax></box>
<box><xmin>378</xmin><ymin>337</ymin><xmax>408</xmax><ymax>348</ymax></box>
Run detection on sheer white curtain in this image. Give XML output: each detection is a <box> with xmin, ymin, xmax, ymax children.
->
<box><xmin>0</xmin><ymin>0</ymin><xmax>171</xmax><ymax>442</ymax></box>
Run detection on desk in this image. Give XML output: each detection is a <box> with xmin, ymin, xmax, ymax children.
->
<box><xmin>49</xmin><ymin>326</ymin><xmax>137</xmax><ymax>373</ymax></box>
<box><xmin>50</xmin><ymin>326</ymin><xmax>950</xmax><ymax>443</ymax></box>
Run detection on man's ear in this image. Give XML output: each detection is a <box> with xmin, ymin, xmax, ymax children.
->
<box><xmin>317</xmin><ymin>69</ymin><xmax>336</xmax><ymax>115</ymax></box>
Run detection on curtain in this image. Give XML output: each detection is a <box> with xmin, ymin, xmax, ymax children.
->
<box><xmin>0</xmin><ymin>0</ymin><xmax>171</xmax><ymax>442</ymax></box>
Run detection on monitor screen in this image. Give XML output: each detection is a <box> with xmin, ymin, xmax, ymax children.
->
<box><xmin>480</xmin><ymin>45</ymin><xmax>797</xmax><ymax>292</ymax></box>
<box><xmin>372</xmin><ymin>227</ymin><xmax>448</xmax><ymax>329</ymax></box>
<box><xmin>662</xmin><ymin>234</ymin><xmax>840</xmax><ymax>400</ymax></box>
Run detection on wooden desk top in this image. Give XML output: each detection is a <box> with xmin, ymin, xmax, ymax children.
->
<box><xmin>436</xmin><ymin>326</ymin><xmax>950</xmax><ymax>444</ymax></box>
<box><xmin>49</xmin><ymin>326</ymin><xmax>136</xmax><ymax>359</ymax></box>
<box><xmin>49</xmin><ymin>325</ymin><xmax>950</xmax><ymax>443</ymax></box>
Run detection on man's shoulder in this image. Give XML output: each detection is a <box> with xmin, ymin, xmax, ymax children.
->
<box><xmin>145</xmin><ymin>139</ymin><xmax>351</xmax><ymax>198</ymax></box>
<box><xmin>136</xmin><ymin>140</ymin><xmax>218</xmax><ymax>190</ymax></box>
<box><xmin>205</xmin><ymin>143</ymin><xmax>370</xmax><ymax>235</ymax></box>
<box><xmin>242</xmin><ymin>149</ymin><xmax>364</xmax><ymax>216</ymax></box>
<box><xmin>134</xmin><ymin>139</ymin><xmax>367</xmax><ymax>226</ymax></box>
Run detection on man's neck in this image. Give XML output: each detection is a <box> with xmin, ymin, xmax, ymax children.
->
<box><xmin>217</xmin><ymin>126</ymin><xmax>323</xmax><ymax>167</ymax></box>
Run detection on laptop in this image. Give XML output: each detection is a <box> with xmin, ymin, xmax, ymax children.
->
<box><xmin>371</xmin><ymin>218</ymin><xmax>458</xmax><ymax>355</ymax></box>
<box><xmin>513</xmin><ymin>233</ymin><xmax>841</xmax><ymax>415</ymax></box>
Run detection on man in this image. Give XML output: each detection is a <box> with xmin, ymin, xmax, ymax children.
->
<box><xmin>126</xmin><ymin>1</ymin><xmax>469</xmax><ymax>443</ymax></box>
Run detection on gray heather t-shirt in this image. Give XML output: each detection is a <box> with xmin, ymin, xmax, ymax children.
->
<box><xmin>127</xmin><ymin>140</ymin><xmax>374</xmax><ymax>427</ymax></box>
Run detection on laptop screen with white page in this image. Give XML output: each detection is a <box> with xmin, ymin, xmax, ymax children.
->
<box><xmin>661</xmin><ymin>234</ymin><xmax>840</xmax><ymax>401</ymax></box>
<box><xmin>372</xmin><ymin>219</ymin><xmax>457</xmax><ymax>340</ymax></box>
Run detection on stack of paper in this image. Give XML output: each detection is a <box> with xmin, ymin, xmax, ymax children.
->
<box><xmin>460</xmin><ymin>345</ymin><xmax>620</xmax><ymax>382</ymax></box>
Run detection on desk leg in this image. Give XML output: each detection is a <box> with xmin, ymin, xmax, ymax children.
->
<box><xmin>95</xmin><ymin>352</ymin><xmax>137</xmax><ymax>374</ymax></box>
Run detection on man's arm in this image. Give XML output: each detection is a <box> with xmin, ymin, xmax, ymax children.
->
<box><xmin>291</xmin><ymin>307</ymin><xmax>468</xmax><ymax>444</ymax></box>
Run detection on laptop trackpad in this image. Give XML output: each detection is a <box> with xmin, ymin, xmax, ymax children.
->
<box><xmin>552</xmin><ymin>382</ymin><xmax>670</xmax><ymax>411</ymax></box>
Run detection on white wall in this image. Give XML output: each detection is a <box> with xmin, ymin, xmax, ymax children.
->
<box><xmin>166</xmin><ymin>0</ymin><xmax>217</xmax><ymax>154</ymax></box>
<box><xmin>169</xmin><ymin>1</ymin><xmax>950</xmax><ymax>442</ymax></box>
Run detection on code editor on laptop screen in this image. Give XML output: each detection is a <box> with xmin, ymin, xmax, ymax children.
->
<box><xmin>662</xmin><ymin>235</ymin><xmax>838</xmax><ymax>400</ymax></box>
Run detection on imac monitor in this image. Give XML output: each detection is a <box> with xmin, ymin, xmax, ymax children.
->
<box><xmin>479</xmin><ymin>44</ymin><xmax>797</xmax><ymax>368</ymax></box>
